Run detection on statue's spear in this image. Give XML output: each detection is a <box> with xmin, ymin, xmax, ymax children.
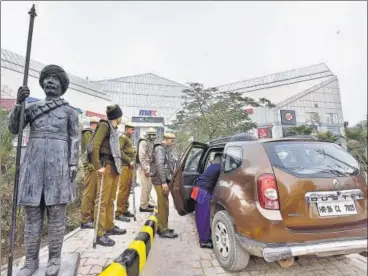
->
<box><xmin>7</xmin><ymin>4</ymin><xmax>37</xmax><ymax>275</ymax></box>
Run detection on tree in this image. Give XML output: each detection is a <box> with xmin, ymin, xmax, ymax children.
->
<box><xmin>171</xmin><ymin>83</ymin><xmax>275</xmax><ymax>143</ymax></box>
<box><xmin>283</xmin><ymin>125</ymin><xmax>313</xmax><ymax>137</ymax></box>
<box><xmin>167</xmin><ymin>127</ymin><xmax>191</xmax><ymax>159</ymax></box>
<box><xmin>344</xmin><ymin>119</ymin><xmax>367</xmax><ymax>176</ymax></box>
<box><xmin>0</xmin><ymin>109</ymin><xmax>15</xmax><ymax>175</ymax></box>
<box><xmin>316</xmin><ymin>131</ymin><xmax>341</xmax><ymax>143</ymax></box>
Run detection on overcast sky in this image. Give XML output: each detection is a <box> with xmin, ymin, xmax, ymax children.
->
<box><xmin>1</xmin><ymin>1</ymin><xmax>367</xmax><ymax>124</ymax></box>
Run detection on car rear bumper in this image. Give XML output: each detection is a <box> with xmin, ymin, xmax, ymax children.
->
<box><xmin>236</xmin><ymin>234</ymin><xmax>367</xmax><ymax>262</ymax></box>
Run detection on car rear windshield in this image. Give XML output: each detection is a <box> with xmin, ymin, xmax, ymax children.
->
<box><xmin>262</xmin><ymin>141</ymin><xmax>360</xmax><ymax>178</ymax></box>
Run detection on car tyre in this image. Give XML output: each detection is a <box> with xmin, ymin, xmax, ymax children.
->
<box><xmin>211</xmin><ymin>210</ymin><xmax>250</xmax><ymax>271</ymax></box>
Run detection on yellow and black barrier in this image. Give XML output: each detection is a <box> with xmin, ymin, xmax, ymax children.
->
<box><xmin>99</xmin><ymin>211</ymin><xmax>158</xmax><ymax>276</ymax></box>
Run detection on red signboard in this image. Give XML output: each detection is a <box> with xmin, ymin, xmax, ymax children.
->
<box><xmin>243</xmin><ymin>107</ymin><xmax>254</xmax><ymax>114</ymax></box>
<box><xmin>86</xmin><ymin>110</ymin><xmax>106</xmax><ymax>119</ymax></box>
<box><xmin>0</xmin><ymin>98</ymin><xmax>16</xmax><ymax>111</ymax></box>
<box><xmin>258</xmin><ymin>127</ymin><xmax>270</xmax><ymax>139</ymax></box>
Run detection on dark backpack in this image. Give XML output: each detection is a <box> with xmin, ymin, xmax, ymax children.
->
<box><xmin>135</xmin><ymin>138</ymin><xmax>146</xmax><ymax>164</ymax></box>
<box><xmin>151</xmin><ymin>144</ymin><xmax>176</xmax><ymax>182</ymax></box>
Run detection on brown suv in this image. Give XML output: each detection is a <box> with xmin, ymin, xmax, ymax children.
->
<box><xmin>170</xmin><ymin>134</ymin><xmax>367</xmax><ymax>271</ymax></box>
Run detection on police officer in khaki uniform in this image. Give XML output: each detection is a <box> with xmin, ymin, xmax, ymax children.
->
<box><xmin>151</xmin><ymin>133</ymin><xmax>178</xmax><ymax>239</ymax></box>
<box><xmin>91</xmin><ymin>105</ymin><xmax>126</xmax><ymax>247</ymax></box>
<box><xmin>116</xmin><ymin>122</ymin><xmax>136</xmax><ymax>222</ymax></box>
<box><xmin>80</xmin><ymin>116</ymin><xmax>100</xmax><ymax>229</ymax></box>
<box><xmin>137</xmin><ymin>127</ymin><xmax>157</xmax><ymax>212</ymax></box>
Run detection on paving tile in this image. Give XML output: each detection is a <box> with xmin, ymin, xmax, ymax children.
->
<box><xmin>77</xmin><ymin>265</ymin><xmax>92</xmax><ymax>275</ymax></box>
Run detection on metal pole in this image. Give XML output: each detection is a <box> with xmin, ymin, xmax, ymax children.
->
<box><xmin>7</xmin><ymin>5</ymin><xmax>37</xmax><ymax>275</ymax></box>
<box><xmin>93</xmin><ymin>173</ymin><xmax>105</xmax><ymax>249</ymax></box>
<box><xmin>0</xmin><ymin>68</ymin><xmax>2</xmax><ymax>273</ymax></box>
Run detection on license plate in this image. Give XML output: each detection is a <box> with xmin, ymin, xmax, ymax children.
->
<box><xmin>317</xmin><ymin>200</ymin><xmax>357</xmax><ymax>217</ymax></box>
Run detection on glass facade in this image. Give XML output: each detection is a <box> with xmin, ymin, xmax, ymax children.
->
<box><xmin>217</xmin><ymin>63</ymin><xmax>345</xmax><ymax>139</ymax></box>
<box><xmin>93</xmin><ymin>73</ymin><xmax>187</xmax><ymax>125</ymax></box>
<box><xmin>93</xmin><ymin>74</ymin><xmax>187</xmax><ymax>145</ymax></box>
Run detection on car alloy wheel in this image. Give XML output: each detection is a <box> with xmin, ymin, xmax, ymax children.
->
<box><xmin>211</xmin><ymin>211</ymin><xmax>250</xmax><ymax>271</ymax></box>
<box><xmin>214</xmin><ymin>221</ymin><xmax>230</xmax><ymax>259</ymax></box>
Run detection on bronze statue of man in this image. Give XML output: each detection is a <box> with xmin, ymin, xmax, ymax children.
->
<box><xmin>8</xmin><ymin>65</ymin><xmax>80</xmax><ymax>276</ymax></box>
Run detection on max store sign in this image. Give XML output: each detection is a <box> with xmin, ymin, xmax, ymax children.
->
<box><xmin>139</xmin><ymin>109</ymin><xmax>157</xmax><ymax>116</ymax></box>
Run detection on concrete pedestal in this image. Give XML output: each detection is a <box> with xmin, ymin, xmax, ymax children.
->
<box><xmin>4</xmin><ymin>253</ymin><xmax>80</xmax><ymax>276</ymax></box>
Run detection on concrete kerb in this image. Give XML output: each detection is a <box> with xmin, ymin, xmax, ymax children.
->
<box><xmin>99</xmin><ymin>210</ymin><xmax>158</xmax><ymax>276</ymax></box>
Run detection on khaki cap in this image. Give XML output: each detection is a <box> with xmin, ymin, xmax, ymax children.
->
<box><xmin>146</xmin><ymin>127</ymin><xmax>157</xmax><ymax>134</ymax></box>
<box><xmin>125</xmin><ymin>122</ymin><xmax>135</xmax><ymax>128</ymax></box>
<box><xmin>164</xmin><ymin>132</ymin><xmax>176</xmax><ymax>139</ymax></box>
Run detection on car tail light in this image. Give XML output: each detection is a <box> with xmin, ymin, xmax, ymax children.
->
<box><xmin>257</xmin><ymin>174</ymin><xmax>280</xmax><ymax>210</ymax></box>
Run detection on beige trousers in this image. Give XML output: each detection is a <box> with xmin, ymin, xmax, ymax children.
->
<box><xmin>139</xmin><ymin>166</ymin><xmax>155</xmax><ymax>208</ymax></box>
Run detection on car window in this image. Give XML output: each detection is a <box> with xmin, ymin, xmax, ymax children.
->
<box><xmin>223</xmin><ymin>146</ymin><xmax>243</xmax><ymax>173</ymax></box>
<box><xmin>263</xmin><ymin>141</ymin><xmax>360</xmax><ymax>178</ymax></box>
<box><xmin>184</xmin><ymin>147</ymin><xmax>205</xmax><ymax>173</ymax></box>
<box><xmin>204</xmin><ymin>151</ymin><xmax>221</xmax><ymax>169</ymax></box>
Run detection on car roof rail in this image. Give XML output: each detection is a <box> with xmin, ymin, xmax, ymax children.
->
<box><xmin>283</xmin><ymin>135</ymin><xmax>319</xmax><ymax>140</ymax></box>
<box><xmin>208</xmin><ymin>132</ymin><xmax>258</xmax><ymax>145</ymax></box>
<box><xmin>208</xmin><ymin>136</ymin><xmax>232</xmax><ymax>145</ymax></box>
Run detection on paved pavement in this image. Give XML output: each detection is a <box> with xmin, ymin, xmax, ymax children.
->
<box><xmin>140</xmin><ymin>192</ymin><xmax>367</xmax><ymax>276</ymax></box>
<box><xmin>1</xmin><ymin>186</ymin><xmax>152</xmax><ymax>276</ymax></box>
<box><xmin>4</xmin><ymin>186</ymin><xmax>367</xmax><ymax>276</ymax></box>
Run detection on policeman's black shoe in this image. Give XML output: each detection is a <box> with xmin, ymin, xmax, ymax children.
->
<box><xmin>123</xmin><ymin>211</ymin><xmax>135</xmax><ymax>218</ymax></box>
<box><xmin>157</xmin><ymin>228</ymin><xmax>174</xmax><ymax>235</ymax></box>
<box><xmin>158</xmin><ymin>230</ymin><xmax>178</xmax><ymax>239</ymax></box>
<box><xmin>80</xmin><ymin>221</ymin><xmax>94</xmax><ymax>229</ymax></box>
<box><xmin>115</xmin><ymin>215</ymin><xmax>131</xmax><ymax>222</ymax></box>
<box><xmin>139</xmin><ymin>207</ymin><xmax>154</xmax><ymax>213</ymax></box>
<box><xmin>106</xmin><ymin>225</ymin><xmax>127</xmax><ymax>236</ymax></box>
<box><xmin>96</xmin><ymin>235</ymin><xmax>115</xmax><ymax>247</ymax></box>
<box><xmin>148</xmin><ymin>204</ymin><xmax>155</xmax><ymax>209</ymax></box>
<box><xmin>200</xmin><ymin>241</ymin><xmax>213</xmax><ymax>249</ymax></box>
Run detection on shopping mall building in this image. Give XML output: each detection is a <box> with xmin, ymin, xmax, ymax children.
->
<box><xmin>1</xmin><ymin>48</ymin><xmax>344</xmax><ymax>143</ymax></box>
<box><xmin>216</xmin><ymin>63</ymin><xmax>345</xmax><ymax>139</ymax></box>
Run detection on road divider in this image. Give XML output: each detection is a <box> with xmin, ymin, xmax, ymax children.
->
<box><xmin>99</xmin><ymin>212</ymin><xmax>158</xmax><ymax>276</ymax></box>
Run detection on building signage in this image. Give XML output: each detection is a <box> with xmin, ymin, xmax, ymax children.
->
<box><xmin>0</xmin><ymin>98</ymin><xmax>16</xmax><ymax>111</ymax></box>
<box><xmin>139</xmin><ymin>109</ymin><xmax>157</xmax><ymax>117</ymax></box>
<box><xmin>280</xmin><ymin>110</ymin><xmax>296</xmax><ymax>125</ymax></box>
<box><xmin>132</xmin><ymin>116</ymin><xmax>164</xmax><ymax>124</ymax></box>
<box><xmin>86</xmin><ymin>110</ymin><xmax>106</xmax><ymax>119</ymax></box>
<box><xmin>243</xmin><ymin>107</ymin><xmax>253</xmax><ymax>114</ymax></box>
<box><xmin>257</xmin><ymin>127</ymin><xmax>272</xmax><ymax>139</ymax></box>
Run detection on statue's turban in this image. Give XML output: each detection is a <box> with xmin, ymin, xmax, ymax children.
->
<box><xmin>39</xmin><ymin>64</ymin><xmax>70</xmax><ymax>95</ymax></box>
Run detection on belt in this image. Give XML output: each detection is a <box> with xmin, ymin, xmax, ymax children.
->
<box><xmin>29</xmin><ymin>131</ymin><xmax>68</xmax><ymax>141</ymax></box>
<box><xmin>100</xmin><ymin>154</ymin><xmax>114</xmax><ymax>162</ymax></box>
